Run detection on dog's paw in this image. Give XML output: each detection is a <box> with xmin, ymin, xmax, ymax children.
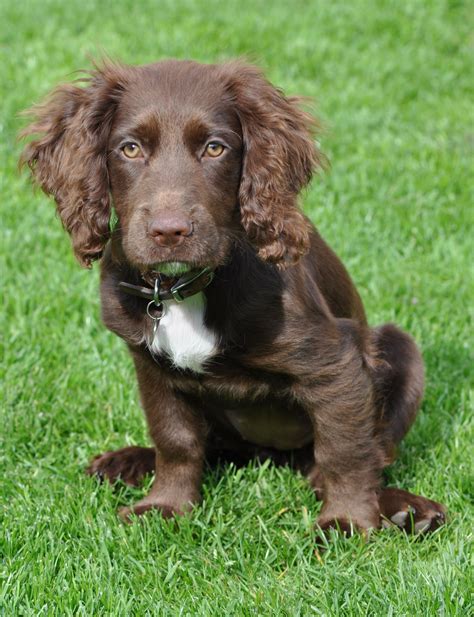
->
<box><xmin>315</xmin><ymin>505</ymin><xmax>379</xmax><ymax>545</ymax></box>
<box><xmin>118</xmin><ymin>501</ymin><xmax>182</xmax><ymax>524</ymax></box>
<box><xmin>317</xmin><ymin>518</ymin><xmax>355</xmax><ymax>536</ymax></box>
<box><xmin>379</xmin><ymin>487</ymin><xmax>447</xmax><ymax>534</ymax></box>
<box><xmin>86</xmin><ymin>446</ymin><xmax>155</xmax><ymax>486</ymax></box>
<box><xmin>314</xmin><ymin>516</ymin><xmax>377</xmax><ymax>549</ymax></box>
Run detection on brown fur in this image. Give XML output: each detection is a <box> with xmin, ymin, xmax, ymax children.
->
<box><xmin>20</xmin><ymin>59</ymin><xmax>445</xmax><ymax>534</ymax></box>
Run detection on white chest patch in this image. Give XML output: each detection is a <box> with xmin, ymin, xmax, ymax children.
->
<box><xmin>147</xmin><ymin>292</ymin><xmax>218</xmax><ymax>373</ymax></box>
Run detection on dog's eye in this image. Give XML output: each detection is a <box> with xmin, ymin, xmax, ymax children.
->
<box><xmin>204</xmin><ymin>142</ymin><xmax>225</xmax><ymax>158</ymax></box>
<box><xmin>121</xmin><ymin>142</ymin><xmax>143</xmax><ymax>159</ymax></box>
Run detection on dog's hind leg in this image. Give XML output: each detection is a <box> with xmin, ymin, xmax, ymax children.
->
<box><xmin>372</xmin><ymin>323</ymin><xmax>425</xmax><ymax>457</ymax></box>
<box><xmin>371</xmin><ymin>323</ymin><xmax>447</xmax><ymax>532</ymax></box>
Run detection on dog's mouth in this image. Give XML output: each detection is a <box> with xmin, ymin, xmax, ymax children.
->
<box><xmin>136</xmin><ymin>261</ymin><xmax>215</xmax><ymax>297</ymax></box>
<box><xmin>140</xmin><ymin>261</ymin><xmax>210</xmax><ymax>287</ymax></box>
<box><xmin>152</xmin><ymin>261</ymin><xmax>194</xmax><ymax>277</ymax></box>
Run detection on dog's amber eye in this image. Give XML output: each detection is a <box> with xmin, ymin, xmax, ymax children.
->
<box><xmin>204</xmin><ymin>142</ymin><xmax>225</xmax><ymax>158</ymax></box>
<box><xmin>122</xmin><ymin>142</ymin><xmax>142</xmax><ymax>159</ymax></box>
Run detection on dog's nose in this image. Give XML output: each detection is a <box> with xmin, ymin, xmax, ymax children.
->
<box><xmin>148</xmin><ymin>215</ymin><xmax>193</xmax><ymax>247</ymax></box>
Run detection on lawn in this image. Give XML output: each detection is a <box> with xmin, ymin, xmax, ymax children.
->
<box><xmin>1</xmin><ymin>0</ymin><xmax>473</xmax><ymax>614</ymax></box>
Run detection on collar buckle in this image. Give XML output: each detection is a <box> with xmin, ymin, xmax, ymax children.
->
<box><xmin>170</xmin><ymin>267</ymin><xmax>214</xmax><ymax>303</ymax></box>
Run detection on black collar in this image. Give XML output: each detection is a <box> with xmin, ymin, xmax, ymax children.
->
<box><xmin>118</xmin><ymin>266</ymin><xmax>214</xmax><ymax>304</ymax></box>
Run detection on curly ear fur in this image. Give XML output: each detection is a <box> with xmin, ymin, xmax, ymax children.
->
<box><xmin>19</xmin><ymin>63</ymin><xmax>128</xmax><ymax>267</ymax></box>
<box><xmin>222</xmin><ymin>62</ymin><xmax>326</xmax><ymax>267</ymax></box>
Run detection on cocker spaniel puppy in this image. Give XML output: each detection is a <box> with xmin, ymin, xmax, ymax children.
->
<box><xmin>21</xmin><ymin>59</ymin><xmax>446</xmax><ymax>536</ymax></box>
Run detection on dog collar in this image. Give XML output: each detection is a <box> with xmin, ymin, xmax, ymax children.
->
<box><xmin>118</xmin><ymin>266</ymin><xmax>214</xmax><ymax>304</ymax></box>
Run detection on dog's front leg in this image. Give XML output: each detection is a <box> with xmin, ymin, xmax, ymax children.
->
<box><xmin>119</xmin><ymin>352</ymin><xmax>207</xmax><ymax>522</ymax></box>
<box><xmin>298</xmin><ymin>355</ymin><xmax>384</xmax><ymax>534</ymax></box>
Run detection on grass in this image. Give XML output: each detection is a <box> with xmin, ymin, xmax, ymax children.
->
<box><xmin>1</xmin><ymin>0</ymin><xmax>473</xmax><ymax>614</ymax></box>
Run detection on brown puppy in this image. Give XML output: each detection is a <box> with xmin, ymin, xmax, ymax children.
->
<box><xmin>20</xmin><ymin>59</ymin><xmax>446</xmax><ymax>535</ymax></box>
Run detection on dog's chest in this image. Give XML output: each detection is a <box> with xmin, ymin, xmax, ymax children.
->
<box><xmin>147</xmin><ymin>293</ymin><xmax>218</xmax><ymax>373</ymax></box>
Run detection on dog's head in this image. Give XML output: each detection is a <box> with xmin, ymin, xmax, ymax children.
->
<box><xmin>20</xmin><ymin>59</ymin><xmax>324</xmax><ymax>272</ymax></box>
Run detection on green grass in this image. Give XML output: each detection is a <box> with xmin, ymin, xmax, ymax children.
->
<box><xmin>1</xmin><ymin>0</ymin><xmax>473</xmax><ymax>614</ymax></box>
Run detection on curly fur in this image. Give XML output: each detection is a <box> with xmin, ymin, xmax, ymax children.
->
<box><xmin>19</xmin><ymin>64</ymin><xmax>130</xmax><ymax>266</ymax></box>
<box><xmin>222</xmin><ymin>62</ymin><xmax>326</xmax><ymax>265</ymax></box>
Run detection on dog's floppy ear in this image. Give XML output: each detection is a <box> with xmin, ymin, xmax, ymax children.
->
<box><xmin>222</xmin><ymin>61</ymin><xmax>326</xmax><ymax>267</ymax></box>
<box><xmin>19</xmin><ymin>62</ymin><xmax>128</xmax><ymax>267</ymax></box>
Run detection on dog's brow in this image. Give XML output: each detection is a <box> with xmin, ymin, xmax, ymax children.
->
<box><xmin>211</xmin><ymin>127</ymin><xmax>242</xmax><ymax>142</ymax></box>
<box><xmin>121</xmin><ymin>113</ymin><xmax>161</xmax><ymax>143</ymax></box>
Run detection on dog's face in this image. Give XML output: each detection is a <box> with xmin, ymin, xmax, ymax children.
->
<box><xmin>21</xmin><ymin>60</ymin><xmax>324</xmax><ymax>271</ymax></box>
<box><xmin>107</xmin><ymin>63</ymin><xmax>243</xmax><ymax>272</ymax></box>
